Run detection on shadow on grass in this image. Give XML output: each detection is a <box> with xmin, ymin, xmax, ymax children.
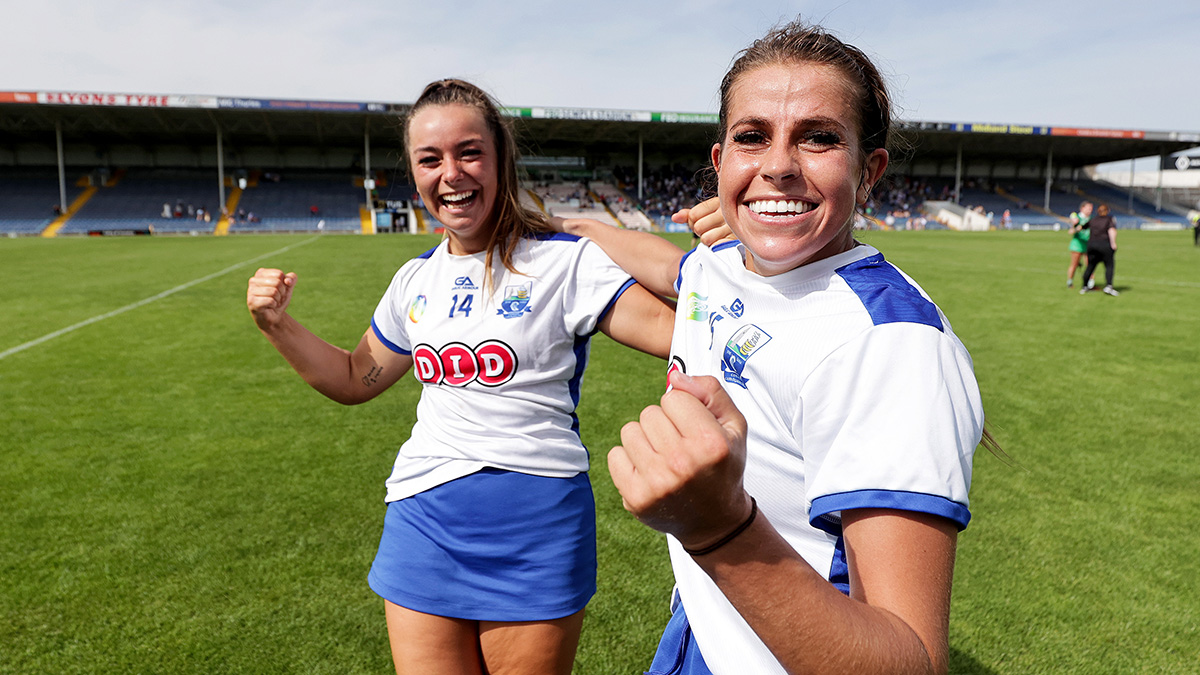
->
<box><xmin>950</xmin><ymin>647</ymin><xmax>999</xmax><ymax>675</ymax></box>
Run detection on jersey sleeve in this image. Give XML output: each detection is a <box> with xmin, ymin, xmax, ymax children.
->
<box><xmin>673</xmin><ymin>247</ymin><xmax>698</xmax><ymax>296</ymax></box>
<box><xmin>799</xmin><ymin>322</ymin><xmax>982</xmax><ymax>532</ymax></box>
<box><xmin>562</xmin><ymin>238</ymin><xmax>635</xmax><ymax>336</ymax></box>
<box><xmin>370</xmin><ymin>266</ymin><xmax>414</xmax><ymax>355</ymax></box>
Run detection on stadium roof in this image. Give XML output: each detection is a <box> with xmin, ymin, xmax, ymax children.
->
<box><xmin>3</xmin><ymin>90</ymin><xmax>1198</xmax><ymax>171</ymax></box>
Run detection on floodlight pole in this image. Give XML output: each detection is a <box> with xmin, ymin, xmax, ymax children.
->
<box><xmin>953</xmin><ymin>144</ymin><xmax>962</xmax><ymax>204</ymax></box>
<box><xmin>1044</xmin><ymin>147</ymin><xmax>1053</xmax><ymax>211</ymax></box>
<box><xmin>1155</xmin><ymin>153</ymin><xmax>1164</xmax><ymax>211</ymax></box>
<box><xmin>216</xmin><ymin>127</ymin><xmax>227</xmax><ymax>214</ymax></box>
<box><xmin>55</xmin><ymin>121</ymin><xmax>67</xmax><ymax>214</ymax></box>
<box><xmin>364</xmin><ymin>122</ymin><xmax>375</xmax><ymax>232</ymax></box>
<box><xmin>637</xmin><ymin>134</ymin><xmax>644</xmax><ymax>202</ymax></box>
<box><xmin>1128</xmin><ymin>158</ymin><xmax>1135</xmax><ymax>213</ymax></box>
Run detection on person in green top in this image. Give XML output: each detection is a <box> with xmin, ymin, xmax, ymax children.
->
<box><xmin>1067</xmin><ymin>200</ymin><xmax>1094</xmax><ymax>288</ymax></box>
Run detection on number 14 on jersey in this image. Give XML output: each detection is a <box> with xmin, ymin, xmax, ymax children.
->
<box><xmin>449</xmin><ymin>294</ymin><xmax>474</xmax><ymax>318</ymax></box>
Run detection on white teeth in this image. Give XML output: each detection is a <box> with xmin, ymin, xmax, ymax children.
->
<box><xmin>748</xmin><ymin>199</ymin><xmax>812</xmax><ymax>215</ymax></box>
<box><xmin>442</xmin><ymin>191</ymin><xmax>475</xmax><ymax>203</ymax></box>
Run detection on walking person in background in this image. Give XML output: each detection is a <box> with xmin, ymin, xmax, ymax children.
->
<box><xmin>1080</xmin><ymin>203</ymin><xmax>1119</xmax><ymax>296</ymax></box>
<box><xmin>1067</xmin><ymin>201</ymin><xmax>1093</xmax><ymax>288</ymax></box>
<box><xmin>247</xmin><ymin>78</ymin><xmax>674</xmax><ymax>675</ymax></box>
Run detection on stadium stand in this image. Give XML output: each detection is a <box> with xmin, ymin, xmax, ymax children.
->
<box><xmin>534</xmin><ymin>182</ymin><xmax>621</xmax><ymax>228</ymax></box>
<box><xmin>57</xmin><ymin>168</ymin><xmax>218</xmax><ymax>235</ymax></box>
<box><xmin>231</xmin><ymin>171</ymin><xmax>363</xmax><ymax>233</ymax></box>
<box><xmin>611</xmin><ymin>164</ymin><xmax>708</xmax><ymax>229</ymax></box>
<box><xmin>0</xmin><ymin>168</ymin><xmax>85</xmax><ymax>235</ymax></box>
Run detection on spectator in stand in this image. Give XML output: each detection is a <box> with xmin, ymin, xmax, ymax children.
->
<box><xmin>1080</xmin><ymin>203</ymin><xmax>1119</xmax><ymax>296</ymax></box>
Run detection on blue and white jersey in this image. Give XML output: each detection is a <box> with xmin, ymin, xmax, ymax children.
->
<box><xmin>371</xmin><ymin>233</ymin><xmax>635</xmax><ymax>502</ymax></box>
<box><xmin>667</xmin><ymin>242</ymin><xmax>983</xmax><ymax>675</ymax></box>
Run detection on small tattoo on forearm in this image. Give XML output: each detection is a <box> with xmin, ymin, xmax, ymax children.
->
<box><xmin>361</xmin><ymin>366</ymin><xmax>382</xmax><ymax>387</ymax></box>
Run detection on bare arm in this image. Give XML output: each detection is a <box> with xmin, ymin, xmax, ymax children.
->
<box><xmin>611</xmin><ymin>372</ymin><xmax>955</xmax><ymax>675</ymax></box>
<box><xmin>554</xmin><ymin>218</ymin><xmax>685</xmax><ymax>299</ymax></box>
<box><xmin>247</xmin><ymin>268</ymin><xmax>412</xmax><ymax>404</ymax></box>
<box><xmin>693</xmin><ymin>509</ymin><xmax>955</xmax><ymax>675</ymax></box>
<box><xmin>597</xmin><ymin>282</ymin><xmax>675</xmax><ymax>359</ymax></box>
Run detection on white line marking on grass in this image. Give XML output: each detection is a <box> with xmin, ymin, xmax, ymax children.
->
<box><xmin>0</xmin><ymin>237</ymin><xmax>320</xmax><ymax>361</ymax></box>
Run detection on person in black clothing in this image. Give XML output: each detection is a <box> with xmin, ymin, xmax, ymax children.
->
<box><xmin>1080</xmin><ymin>203</ymin><xmax>1119</xmax><ymax>296</ymax></box>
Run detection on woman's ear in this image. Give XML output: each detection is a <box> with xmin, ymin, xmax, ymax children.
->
<box><xmin>856</xmin><ymin>148</ymin><xmax>889</xmax><ymax>205</ymax></box>
<box><xmin>710</xmin><ymin>143</ymin><xmax>722</xmax><ymax>174</ymax></box>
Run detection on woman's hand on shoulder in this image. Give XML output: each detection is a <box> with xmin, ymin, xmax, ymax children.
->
<box><xmin>673</xmin><ymin>197</ymin><xmax>734</xmax><ymax>247</ymax></box>
<box><xmin>247</xmin><ymin>268</ymin><xmax>297</xmax><ymax>332</ymax></box>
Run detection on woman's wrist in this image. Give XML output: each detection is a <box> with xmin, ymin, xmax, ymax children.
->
<box><xmin>682</xmin><ymin>497</ymin><xmax>758</xmax><ymax>556</ymax></box>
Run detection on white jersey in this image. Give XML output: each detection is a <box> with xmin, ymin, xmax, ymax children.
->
<box><xmin>667</xmin><ymin>242</ymin><xmax>983</xmax><ymax>675</ymax></box>
<box><xmin>371</xmin><ymin>233</ymin><xmax>634</xmax><ymax>502</ymax></box>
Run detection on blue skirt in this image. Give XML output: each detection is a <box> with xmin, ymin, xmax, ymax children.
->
<box><xmin>646</xmin><ymin>600</ymin><xmax>715</xmax><ymax>675</ymax></box>
<box><xmin>368</xmin><ymin>468</ymin><xmax>596</xmax><ymax>622</ymax></box>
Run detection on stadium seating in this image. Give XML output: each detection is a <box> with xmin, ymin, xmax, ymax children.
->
<box><xmin>533</xmin><ymin>182</ymin><xmax>622</xmax><ymax>228</ymax></box>
<box><xmin>0</xmin><ymin>168</ymin><xmax>84</xmax><ymax>235</ymax></box>
<box><xmin>231</xmin><ymin>171</ymin><xmax>364</xmax><ymax>233</ymax></box>
<box><xmin>57</xmin><ymin>168</ymin><xmax>218</xmax><ymax>235</ymax></box>
<box><xmin>1</xmin><ymin>164</ymin><xmax>1193</xmax><ymax>236</ymax></box>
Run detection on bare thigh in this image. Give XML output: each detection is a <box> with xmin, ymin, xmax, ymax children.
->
<box><xmin>480</xmin><ymin>609</ymin><xmax>585</xmax><ymax>675</ymax></box>
<box><xmin>384</xmin><ymin>600</ymin><xmax>482</xmax><ymax>675</ymax></box>
<box><xmin>384</xmin><ymin>601</ymin><xmax>585</xmax><ymax>675</ymax></box>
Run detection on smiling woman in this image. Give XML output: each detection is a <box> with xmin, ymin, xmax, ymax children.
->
<box><xmin>552</xmin><ymin>20</ymin><xmax>988</xmax><ymax>675</ymax></box>
<box><xmin>246</xmin><ymin>78</ymin><xmax>678</xmax><ymax>675</ymax></box>
<box><xmin>711</xmin><ymin>61</ymin><xmax>888</xmax><ymax>275</ymax></box>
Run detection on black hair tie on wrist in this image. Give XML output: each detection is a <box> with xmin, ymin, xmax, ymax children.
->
<box><xmin>682</xmin><ymin>497</ymin><xmax>758</xmax><ymax>556</ymax></box>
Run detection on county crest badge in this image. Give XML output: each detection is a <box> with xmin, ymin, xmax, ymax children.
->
<box><xmin>497</xmin><ymin>282</ymin><xmax>533</xmax><ymax>319</ymax></box>
<box><xmin>721</xmin><ymin>324</ymin><xmax>771</xmax><ymax>389</ymax></box>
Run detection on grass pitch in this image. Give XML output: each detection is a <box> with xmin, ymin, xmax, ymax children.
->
<box><xmin>1</xmin><ymin>230</ymin><xmax>1197</xmax><ymax>673</ymax></box>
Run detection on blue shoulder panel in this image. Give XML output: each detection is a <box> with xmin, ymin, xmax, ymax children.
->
<box><xmin>835</xmin><ymin>253</ymin><xmax>943</xmax><ymax>331</ymax></box>
<box><xmin>530</xmin><ymin>231</ymin><xmax>581</xmax><ymax>243</ymax></box>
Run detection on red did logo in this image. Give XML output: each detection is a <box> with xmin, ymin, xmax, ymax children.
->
<box><xmin>411</xmin><ymin>340</ymin><xmax>518</xmax><ymax>387</ymax></box>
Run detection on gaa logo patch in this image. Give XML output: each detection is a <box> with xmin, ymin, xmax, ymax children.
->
<box><xmin>721</xmin><ymin>324</ymin><xmax>771</xmax><ymax>389</ymax></box>
<box><xmin>412</xmin><ymin>340</ymin><xmax>518</xmax><ymax>387</ymax></box>
<box><xmin>497</xmin><ymin>282</ymin><xmax>533</xmax><ymax>319</ymax></box>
